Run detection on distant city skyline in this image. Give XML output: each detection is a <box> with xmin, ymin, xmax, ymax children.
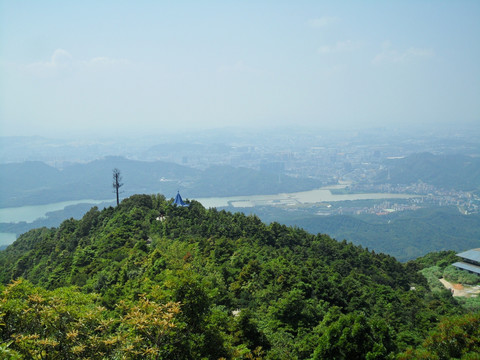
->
<box><xmin>1</xmin><ymin>1</ymin><xmax>479</xmax><ymax>137</ymax></box>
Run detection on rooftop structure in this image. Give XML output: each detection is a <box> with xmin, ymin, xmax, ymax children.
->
<box><xmin>173</xmin><ymin>191</ymin><xmax>188</xmax><ymax>207</ymax></box>
<box><xmin>453</xmin><ymin>248</ymin><xmax>480</xmax><ymax>275</ymax></box>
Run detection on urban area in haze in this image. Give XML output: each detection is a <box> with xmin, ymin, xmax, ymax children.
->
<box><xmin>1</xmin><ymin>1</ymin><xmax>480</xmax><ymax>359</ymax></box>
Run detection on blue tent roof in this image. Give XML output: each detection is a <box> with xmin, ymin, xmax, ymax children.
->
<box><xmin>173</xmin><ymin>191</ymin><xmax>188</xmax><ymax>207</ymax></box>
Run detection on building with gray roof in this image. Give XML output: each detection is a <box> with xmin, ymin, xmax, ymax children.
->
<box><xmin>453</xmin><ymin>248</ymin><xmax>480</xmax><ymax>275</ymax></box>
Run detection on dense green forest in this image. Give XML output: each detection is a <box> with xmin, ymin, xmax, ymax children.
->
<box><xmin>251</xmin><ymin>206</ymin><xmax>480</xmax><ymax>261</ymax></box>
<box><xmin>4</xmin><ymin>202</ymin><xmax>480</xmax><ymax>262</ymax></box>
<box><xmin>0</xmin><ymin>194</ymin><xmax>478</xmax><ymax>359</ymax></box>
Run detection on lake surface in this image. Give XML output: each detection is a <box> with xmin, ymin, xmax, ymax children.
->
<box><xmin>0</xmin><ymin>189</ymin><xmax>418</xmax><ymax>223</ymax></box>
<box><xmin>195</xmin><ymin>186</ymin><xmax>418</xmax><ymax>209</ymax></box>
<box><xmin>0</xmin><ymin>190</ymin><xmax>417</xmax><ymax>249</ymax></box>
<box><xmin>0</xmin><ymin>188</ymin><xmax>417</xmax><ymax>246</ymax></box>
<box><xmin>0</xmin><ymin>199</ymin><xmax>111</xmax><ymax>223</ymax></box>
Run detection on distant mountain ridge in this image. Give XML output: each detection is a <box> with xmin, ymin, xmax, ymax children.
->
<box><xmin>0</xmin><ymin>156</ymin><xmax>318</xmax><ymax>207</ymax></box>
<box><xmin>0</xmin><ymin>157</ymin><xmax>196</xmax><ymax>207</ymax></box>
<box><xmin>376</xmin><ymin>152</ymin><xmax>480</xmax><ymax>190</ymax></box>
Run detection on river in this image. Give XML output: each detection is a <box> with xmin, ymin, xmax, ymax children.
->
<box><xmin>195</xmin><ymin>186</ymin><xmax>418</xmax><ymax>208</ymax></box>
<box><xmin>0</xmin><ymin>188</ymin><xmax>417</xmax><ymax>246</ymax></box>
<box><xmin>0</xmin><ymin>199</ymin><xmax>113</xmax><ymax>247</ymax></box>
<box><xmin>0</xmin><ymin>199</ymin><xmax>112</xmax><ymax>223</ymax></box>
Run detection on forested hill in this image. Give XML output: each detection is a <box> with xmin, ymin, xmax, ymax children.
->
<box><xmin>375</xmin><ymin>152</ymin><xmax>480</xmax><ymax>190</ymax></box>
<box><xmin>0</xmin><ymin>194</ymin><xmax>477</xmax><ymax>359</ymax></box>
<box><xmin>259</xmin><ymin>207</ymin><xmax>480</xmax><ymax>262</ymax></box>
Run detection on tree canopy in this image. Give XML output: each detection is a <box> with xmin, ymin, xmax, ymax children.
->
<box><xmin>0</xmin><ymin>194</ymin><xmax>474</xmax><ymax>359</ymax></box>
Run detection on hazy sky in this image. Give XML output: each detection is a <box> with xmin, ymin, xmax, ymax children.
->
<box><xmin>1</xmin><ymin>1</ymin><xmax>479</xmax><ymax>137</ymax></box>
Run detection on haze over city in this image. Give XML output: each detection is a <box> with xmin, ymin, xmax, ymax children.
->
<box><xmin>2</xmin><ymin>3</ymin><xmax>480</xmax><ymax>357</ymax></box>
<box><xmin>1</xmin><ymin>1</ymin><xmax>479</xmax><ymax>137</ymax></box>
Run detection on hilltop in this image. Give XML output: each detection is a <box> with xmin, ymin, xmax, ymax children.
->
<box><xmin>1</xmin><ymin>194</ymin><xmax>478</xmax><ymax>359</ymax></box>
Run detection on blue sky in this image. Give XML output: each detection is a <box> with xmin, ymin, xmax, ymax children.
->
<box><xmin>1</xmin><ymin>1</ymin><xmax>479</xmax><ymax>137</ymax></box>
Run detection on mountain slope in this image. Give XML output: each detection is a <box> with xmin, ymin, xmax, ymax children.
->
<box><xmin>267</xmin><ymin>207</ymin><xmax>480</xmax><ymax>262</ymax></box>
<box><xmin>0</xmin><ymin>194</ymin><xmax>467</xmax><ymax>359</ymax></box>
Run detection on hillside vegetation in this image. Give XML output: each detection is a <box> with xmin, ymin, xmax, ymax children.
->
<box><xmin>376</xmin><ymin>152</ymin><xmax>480</xmax><ymax>191</ymax></box>
<box><xmin>257</xmin><ymin>207</ymin><xmax>480</xmax><ymax>262</ymax></box>
<box><xmin>0</xmin><ymin>194</ymin><xmax>477</xmax><ymax>359</ymax></box>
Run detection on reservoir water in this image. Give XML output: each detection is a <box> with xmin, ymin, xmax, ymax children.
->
<box><xmin>0</xmin><ymin>187</ymin><xmax>417</xmax><ymax>224</ymax></box>
<box><xmin>0</xmin><ymin>199</ymin><xmax>113</xmax><ymax>247</ymax></box>
<box><xmin>0</xmin><ymin>199</ymin><xmax>112</xmax><ymax>223</ymax></box>
<box><xmin>0</xmin><ymin>188</ymin><xmax>417</xmax><ymax>247</ymax></box>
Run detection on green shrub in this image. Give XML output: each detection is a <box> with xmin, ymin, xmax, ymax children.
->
<box><xmin>443</xmin><ymin>265</ymin><xmax>480</xmax><ymax>285</ymax></box>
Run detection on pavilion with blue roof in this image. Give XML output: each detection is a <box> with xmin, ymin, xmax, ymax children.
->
<box><xmin>173</xmin><ymin>191</ymin><xmax>189</xmax><ymax>207</ymax></box>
